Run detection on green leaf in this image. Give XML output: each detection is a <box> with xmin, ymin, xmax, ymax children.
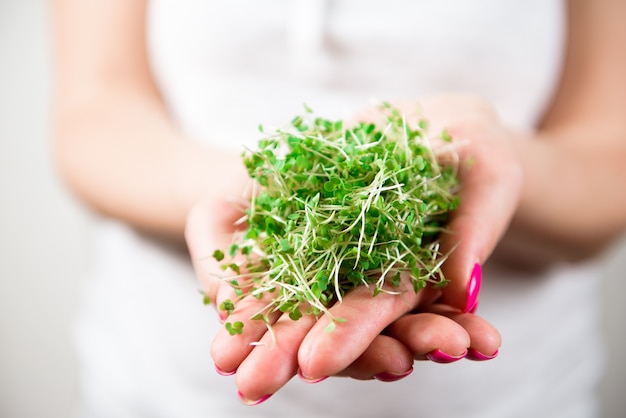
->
<box><xmin>279</xmin><ymin>239</ymin><xmax>292</xmax><ymax>252</ymax></box>
<box><xmin>291</xmin><ymin>115</ymin><xmax>303</xmax><ymax>128</ymax></box>
<box><xmin>441</xmin><ymin>128</ymin><xmax>452</xmax><ymax>142</ymax></box>
<box><xmin>391</xmin><ymin>272</ymin><xmax>401</xmax><ymax>287</ymax></box>
<box><xmin>289</xmin><ymin>308</ymin><xmax>303</xmax><ymax>321</ymax></box>
<box><xmin>228</xmin><ymin>264</ymin><xmax>241</xmax><ymax>275</ymax></box>
<box><xmin>225</xmin><ymin>321</ymin><xmax>244</xmax><ymax>336</ymax></box>
<box><xmin>199</xmin><ymin>290</ymin><xmax>211</xmax><ymax>305</ymax></box>
<box><xmin>219</xmin><ymin>299</ymin><xmax>235</xmax><ymax>315</ymax></box>
<box><xmin>212</xmin><ymin>249</ymin><xmax>225</xmax><ymax>262</ymax></box>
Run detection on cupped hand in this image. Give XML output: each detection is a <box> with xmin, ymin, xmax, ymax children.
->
<box><xmin>421</xmin><ymin>95</ymin><xmax>523</xmax><ymax>312</ymax></box>
<box><xmin>187</xmin><ymin>201</ymin><xmax>501</xmax><ymax>404</ymax></box>
<box><xmin>354</xmin><ymin>94</ymin><xmax>524</xmax><ymax>310</ymax></box>
<box><xmin>186</xmin><ymin>95</ymin><xmax>518</xmax><ymax>403</ymax></box>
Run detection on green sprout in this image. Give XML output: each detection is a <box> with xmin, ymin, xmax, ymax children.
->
<box><xmin>219</xmin><ymin>299</ymin><xmax>236</xmax><ymax>316</ymax></box>
<box><xmin>212</xmin><ymin>104</ymin><xmax>460</xmax><ymax>333</ymax></box>
<box><xmin>199</xmin><ymin>290</ymin><xmax>211</xmax><ymax>306</ymax></box>
<box><xmin>225</xmin><ymin>321</ymin><xmax>244</xmax><ymax>336</ymax></box>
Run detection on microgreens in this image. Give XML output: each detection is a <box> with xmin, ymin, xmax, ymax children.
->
<box><xmin>212</xmin><ymin>104</ymin><xmax>460</xmax><ymax>333</ymax></box>
<box><xmin>225</xmin><ymin>321</ymin><xmax>244</xmax><ymax>336</ymax></box>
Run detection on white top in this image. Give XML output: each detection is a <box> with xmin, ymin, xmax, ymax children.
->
<box><xmin>73</xmin><ymin>1</ymin><xmax>605</xmax><ymax>417</ymax></box>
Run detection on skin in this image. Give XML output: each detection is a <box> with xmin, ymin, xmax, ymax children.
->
<box><xmin>52</xmin><ymin>0</ymin><xmax>626</xmax><ymax>405</ymax></box>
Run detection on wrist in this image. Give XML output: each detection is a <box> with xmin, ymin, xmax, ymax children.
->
<box><xmin>172</xmin><ymin>141</ymin><xmax>249</xmax><ymax>230</ymax></box>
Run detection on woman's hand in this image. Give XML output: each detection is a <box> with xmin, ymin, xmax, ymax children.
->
<box><xmin>187</xmin><ymin>197</ymin><xmax>501</xmax><ymax>404</ymax></box>
<box><xmin>350</xmin><ymin>94</ymin><xmax>523</xmax><ymax>309</ymax></box>
<box><xmin>185</xmin><ymin>96</ymin><xmax>519</xmax><ymax>403</ymax></box>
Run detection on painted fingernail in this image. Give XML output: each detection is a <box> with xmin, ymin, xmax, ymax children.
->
<box><xmin>218</xmin><ymin>311</ymin><xmax>228</xmax><ymax>323</ymax></box>
<box><xmin>237</xmin><ymin>390</ymin><xmax>272</xmax><ymax>406</ymax></box>
<box><xmin>297</xmin><ymin>369</ymin><xmax>329</xmax><ymax>384</ymax></box>
<box><xmin>468</xmin><ymin>300</ymin><xmax>479</xmax><ymax>314</ymax></box>
<box><xmin>427</xmin><ymin>349</ymin><xmax>467</xmax><ymax>363</ymax></box>
<box><xmin>466</xmin><ymin>348</ymin><xmax>499</xmax><ymax>361</ymax></box>
<box><xmin>215</xmin><ymin>364</ymin><xmax>236</xmax><ymax>376</ymax></box>
<box><xmin>374</xmin><ymin>367</ymin><xmax>414</xmax><ymax>382</ymax></box>
<box><xmin>464</xmin><ymin>263</ymin><xmax>482</xmax><ymax>313</ymax></box>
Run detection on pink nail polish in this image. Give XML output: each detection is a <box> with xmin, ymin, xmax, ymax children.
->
<box><xmin>464</xmin><ymin>263</ymin><xmax>482</xmax><ymax>313</ymax></box>
<box><xmin>427</xmin><ymin>349</ymin><xmax>467</xmax><ymax>363</ymax></box>
<box><xmin>466</xmin><ymin>348</ymin><xmax>499</xmax><ymax>361</ymax></box>
<box><xmin>297</xmin><ymin>368</ymin><xmax>329</xmax><ymax>384</ymax></box>
<box><xmin>374</xmin><ymin>367</ymin><xmax>414</xmax><ymax>382</ymax></box>
<box><xmin>468</xmin><ymin>300</ymin><xmax>479</xmax><ymax>314</ymax></box>
<box><xmin>215</xmin><ymin>364</ymin><xmax>236</xmax><ymax>376</ymax></box>
<box><xmin>217</xmin><ymin>311</ymin><xmax>228</xmax><ymax>323</ymax></box>
<box><xmin>237</xmin><ymin>390</ymin><xmax>272</xmax><ymax>406</ymax></box>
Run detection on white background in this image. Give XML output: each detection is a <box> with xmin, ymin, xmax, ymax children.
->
<box><xmin>1</xmin><ymin>1</ymin><xmax>624</xmax><ymax>417</ymax></box>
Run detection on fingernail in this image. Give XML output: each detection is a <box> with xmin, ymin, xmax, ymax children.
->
<box><xmin>218</xmin><ymin>311</ymin><xmax>228</xmax><ymax>323</ymax></box>
<box><xmin>237</xmin><ymin>390</ymin><xmax>272</xmax><ymax>406</ymax></box>
<box><xmin>466</xmin><ymin>348</ymin><xmax>499</xmax><ymax>361</ymax></box>
<box><xmin>374</xmin><ymin>367</ymin><xmax>414</xmax><ymax>382</ymax></box>
<box><xmin>468</xmin><ymin>300</ymin><xmax>479</xmax><ymax>314</ymax></box>
<box><xmin>427</xmin><ymin>349</ymin><xmax>467</xmax><ymax>363</ymax></box>
<box><xmin>297</xmin><ymin>368</ymin><xmax>329</xmax><ymax>384</ymax></box>
<box><xmin>215</xmin><ymin>364</ymin><xmax>236</xmax><ymax>376</ymax></box>
<box><xmin>464</xmin><ymin>263</ymin><xmax>482</xmax><ymax>313</ymax></box>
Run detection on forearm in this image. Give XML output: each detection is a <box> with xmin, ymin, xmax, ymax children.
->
<box><xmin>500</xmin><ymin>129</ymin><xmax>626</xmax><ymax>265</ymax></box>
<box><xmin>51</xmin><ymin>0</ymin><xmax>240</xmax><ymax>240</ymax></box>
<box><xmin>496</xmin><ymin>0</ymin><xmax>626</xmax><ymax>265</ymax></box>
<box><xmin>53</xmin><ymin>88</ymin><xmax>244</xmax><ymax>240</ymax></box>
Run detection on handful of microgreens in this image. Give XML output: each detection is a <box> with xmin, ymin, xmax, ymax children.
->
<box><xmin>211</xmin><ymin>104</ymin><xmax>459</xmax><ymax>336</ymax></box>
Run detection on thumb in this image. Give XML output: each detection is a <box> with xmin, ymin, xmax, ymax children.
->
<box><xmin>437</xmin><ymin>133</ymin><xmax>523</xmax><ymax>312</ymax></box>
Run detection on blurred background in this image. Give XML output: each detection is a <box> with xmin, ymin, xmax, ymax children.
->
<box><xmin>1</xmin><ymin>1</ymin><xmax>624</xmax><ymax>417</ymax></box>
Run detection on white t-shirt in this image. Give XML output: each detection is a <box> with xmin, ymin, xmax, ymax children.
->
<box><xmin>74</xmin><ymin>1</ymin><xmax>605</xmax><ymax>417</ymax></box>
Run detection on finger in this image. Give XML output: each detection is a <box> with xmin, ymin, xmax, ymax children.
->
<box><xmin>188</xmin><ymin>202</ymin><xmax>280</xmax><ymax>374</ymax></box>
<box><xmin>385</xmin><ymin>305</ymin><xmax>502</xmax><ymax>362</ymax></box>
<box><xmin>186</xmin><ymin>200</ymin><xmax>245</xmax><ymax>326</ymax></box>
<box><xmin>234</xmin><ymin>313</ymin><xmax>317</xmax><ymax>404</ymax></box>
<box><xmin>337</xmin><ymin>335</ymin><xmax>414</xmax><ymax>381</ymax></box>
<box><xmin>210</xmin><ymin>291</ymin><xmax>282</xmax><ymax>374</ymax></box>
<box><xmin>185</xmin><ymin>199</ymin><xmax>238</xmax><ymax>302</ymax></box>
<box><xmin>381</xmin><ymin>95</ymin><xmax>521</xmax><ymax>312</ymax></box>
<box><xmin>425</xmin><ymin>304</ymin><xmax>501</xmax><ymax>360</ymax></box>
<box><xmin>297</xmin><ymin>274</ymin><xmax>435</xmax><ymax>379</ymax></box>
<box><xmin>438</xmin><ymin>130</ymin><xmax>522</xmax><ymax>312</ymax></box>
<box><xmin>385</xmin><ymin>312</ymin><xmax>470</xmax><ymax>361</ymax></box>
<box><xmin>349</xmin><ymin>97</ymin><xmax>522</xmax><ymax>313</ymax></box>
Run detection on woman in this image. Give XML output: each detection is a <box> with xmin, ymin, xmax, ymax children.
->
<box><xmin>52</xmin><ymin>0</ymin><xmax>626</xmax><ymax>416</ymax></box>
